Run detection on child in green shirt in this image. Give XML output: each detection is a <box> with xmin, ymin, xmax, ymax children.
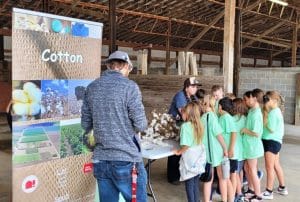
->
<box><xmin>241</xmin><ymin>91</ymin><xmax>264</xmax><ymax>201</ymax></box>
<box><xmin>173</xmin><ymin>102</ymin><xmax>206</xmax><ymax>202</ymax></box>
<box><xmin>218</xmin><ymin>97</ymin><xmax>237</xmax><ymax>202</ymax></box>
<box><xmin>232</xmin><ymin>98</ymin><xmax>248</xmax><ymax>201</ymax></box>
<box><xmin>201</xmin><ymin>95</ymin><xmax>228</xmax><ymax>202</ymax></box>
<box><xmin>261</xmin><ymin>91</ymin><xmax>288</xmax><ymax>200</ymax></box>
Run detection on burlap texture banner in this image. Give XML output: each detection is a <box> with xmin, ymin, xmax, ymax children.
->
<box><xmin>13</xmin><ymin>154</ymin><xmax>95</xmax><ymax>202</ymax></box>
<box><xmin>12</xmin><ymin>29</ymin><xmax>101</xmax><ymax>80</ymax></box>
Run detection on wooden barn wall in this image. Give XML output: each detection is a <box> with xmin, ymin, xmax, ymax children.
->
<box><xmin>130</xmin><ymin>75</ymin><xmax>224</xmax><ymax>119</ymax></box>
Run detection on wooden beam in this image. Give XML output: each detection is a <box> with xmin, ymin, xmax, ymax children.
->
<box><xmin>242</xmin><ymin>21</ymin><xmax>286</xmax><ymax>49</ymax></box>
<box><xmin>242</xmin><ymin>35</ymin><xmax>291</xmax><ymax>48</ymax></box>
<box><xmin>207</xmin><ymin>0</ymin><xmax>297</xmax><ymax>24</ymax></box>
<box><xmin>273</xmin><ymin>47</ymin><xmax>290</xmax><ymax>57</ymax></box>
<box><xmin>53</xmin><ymin>2</ymin><xmax>104</xmax><ymax>18</ymax></box>
<box><xmin>51</xmin><ymin>0</ymin><xmax>294</xmax><ymax>45</ymax></box>
<box><xmin>109</xmin><ymin>0</ymin><xmax>117</xmax><ymax>53</ymax></box>
<box><xmin>243</xmin><ymin>0</ymin><xmax>265</xmax><ymax>13</ymax></box>
<box><xmin>65</xmin><ymin>0</ymin><xmax>81</xmax><ymax>15</ymax></box>
<box><xmin>0</xmin><ymin>28</ymin><xmax>11</xmax><ymax>36</ymax></box>
<box><xmin>223</xmin><ymin>0</ymin><xmax>236</xmax><ymax>93</ymax></box>
<box><xmin>1</xmin><ymin>0</ymin><xmax>10</xmax><ymax>10</ymax></box>
<box><xmin>184</xmin><ymin>11</ymin><xmax>224</xmax><ymax>50</ymax></box>
<box><xmin>292</xmin><ymin>16</ymin><xmax>298</xmax><ymax>66</ymax></box>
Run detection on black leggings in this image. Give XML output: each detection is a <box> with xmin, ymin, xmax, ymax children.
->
<box><xmin>167</xmin><ymin>155</ymin><xmax>181</xmax><ymax>182</ymax></box>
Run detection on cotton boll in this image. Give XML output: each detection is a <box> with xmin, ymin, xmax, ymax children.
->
<box><xmin>29</xmin><ymin>102</ymin><xmax>41</xmax><ymax>116</ymax></box>
<box><xmin>12</xmin><ymin>89</ymin><xmax>29</xmax><ymax>103</ymax></box>
<box><xmin>13</xmin><ymin>103</ymin><xmax>29</xmax><ymax>116</ymax></box>
<box><xmin>150</xmin><ymin>119</ymin><xmax>157</xmax><ymax>127</ymax></box>
<box><xmin>152</xmin><ymin>112</ymin><xmax>159</xmax><ymax>119</ymax></box>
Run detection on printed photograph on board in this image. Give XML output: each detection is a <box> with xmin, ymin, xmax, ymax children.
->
<box><xmin>12</xmin><ymin>80</ymin><xmax>42</xmax><ymax>122</ymax></box>
<box><xmin>12</xmin><ymin>121</ymin><xmax>60</xmax><ymax>167</ymax></box>
<box><xmin>68</xmin><ymin>80</ymin><xmax>92</xmax><ymax>117</ymax></box>
<box><xmin>50</xmin><ymin>18</ymin><xmax>71</xmax><ymax>35</ymax></box>
<box><xmin>14</xmin><ymin>12</ymin><xmax>51</xmax><ymax>32</ymax></box>
<box><xmin>41</xmin><ymin>80</ymin><xmax>68</xmax><ymax>119</ymax></box>
<box><xmin>60</xmin><ymin>119</ymin><xmax>92</xmax><ymax>158</ymax></box>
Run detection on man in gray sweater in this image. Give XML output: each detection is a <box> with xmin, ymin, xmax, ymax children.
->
<box><xmin>81</xmin><ymin>50</ymin><xmax>148</xmax><ymax>202</ymax></box>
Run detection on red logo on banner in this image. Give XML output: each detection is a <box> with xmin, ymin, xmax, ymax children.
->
<box><xmin>83</xmin><ymin>163</ymin><xmax>93</xmax><ymax>173</ymax></box>
<box><xmin>22</xmin><ymin>175</ymin><xmax>39</xmax><ymax>193</ymax></box>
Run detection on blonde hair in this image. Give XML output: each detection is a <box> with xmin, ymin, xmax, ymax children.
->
<box><xmin>183</xmin><ymin>102</ymin><xmax>204</xmax><ymax>144</ymax></box>
<box><xmin>263</xmin><ymin>91</ymin><xmax>284</xmax><ymax>132</ymax></box>
<box><xmin>203</xmin><ymin>94</ymin><xmax>216</xmax><ymax>113</ymax></box>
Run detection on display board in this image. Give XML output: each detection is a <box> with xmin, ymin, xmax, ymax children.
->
<box><xmin>12</xmin><ymin>8</ymin><xmax>102</xmax><ymax>201</ymax></box>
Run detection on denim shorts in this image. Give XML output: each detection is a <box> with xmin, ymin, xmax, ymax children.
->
<box><xmin>237</xmin><ymin>160</ymin><xmax>244</xmax><ymax>173</ymax></box>
<box><xmin>262</xmin><ymin>139</ymin><xmax>282</xmax><ymax>154</ymax></box>
<box><xmin>93</xmin><ymin>160</ymin><xmax>147</xmax><ymax>202</ymax></box>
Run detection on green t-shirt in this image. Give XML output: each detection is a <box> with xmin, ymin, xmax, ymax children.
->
<box><xmin>219</xmin><ymin>113</ymin><xmax>237</xmax><ymax>160</ymax></box>
<box><xmin>243</xmin><ymin>107</ymin><xmax>264</xmax><ymax>159</ymax></box>
<box><xmin>262</xmin><ymin>107</ymin><xmax>284</xmax><ymax>144</ymax></box>
<box><xmin>233</xmin><ymin>115</ymin><xmax>246</xmax><ymax>161</ymax></box>
<box><xmin>201</xmin><ymin>111</ymin><xmax>224</xmax><ymax>167</ymax></box>
<box><xmin>180</xmin><ymin>122</ymin><xmax>199</xmax><ymax>147</ymax></box>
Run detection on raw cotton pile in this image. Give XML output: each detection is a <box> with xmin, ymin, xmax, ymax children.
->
<box><xmin>141</xmin><ymin>110</ymin><xmax>180</xmax><ymax>146</ymax></box>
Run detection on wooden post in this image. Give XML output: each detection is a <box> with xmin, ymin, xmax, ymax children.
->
<box><xmin>176</xmin><ymin>51</ymin><xmax>179</xmax><ymax>70</ymax></box>
<box><xmin>147</xmin><ymin>48</ymin><xmax>151</xmax><ymax>69</ymax></box>
<box><xmin>292</xmin><ymin>23</ymin><xmax>298</xmax><ymax>67</ymax></box>
<box><xmin>254</xmin><ymin>58</ymin><xmax>257</xmax><ymax>67</ymax></box>
<box><xmin>223</xmin><ymin>0</ymin><xmax>236</xmax><ymax>93</ymax></box>
<box><xmin>178</xmin><ymin>51</ymin><xmax>185</xmax><ymax>75</ymax></box>
<box><xmin>220</xmin><ymin>56</ymin><xmax>223</xmax><ymax>69</ymax></box>
<box><xmin>268</xmin><ymin>51</ymin><xmax>273</xmax><ymax>67</ymax></box>
<box><xmin>142</xmin><ymin>49</ymin><xmax>148</xmax><ymax>75</ymax></box>
<box><xmin>165</xmin><ymin>20</ymin><xmax>171</xmax><ymax>74</ymax></box>
<box><xmin>233</xmin><ymin>0</ymin><xmax>240</xmax><ymax>97</ymax></box>
<box><xmin>199</xmin><ymin>53</ymin><xmax>202</xmax><ymax>68</ymax></box>
<box><xmin>109</xmin><ymin>0</ymin><xmax>117</xmax><ymax>53</ymax></box>
<box><xmin>0</xmin><ymin>35</ymin><xmax>4</xmax><ymax>62</ymax></box>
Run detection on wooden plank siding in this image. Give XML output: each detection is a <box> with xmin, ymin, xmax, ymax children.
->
<box><xmin>130</xmin><ymin>75</ymin><xmax>224</xmax><ymax>118</ymax></box>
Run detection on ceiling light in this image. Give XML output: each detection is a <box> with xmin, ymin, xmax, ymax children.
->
<box><xmin>268</xmin><ymin>0</ymin><xmax>288</xmax><ymax>6</ymax></box>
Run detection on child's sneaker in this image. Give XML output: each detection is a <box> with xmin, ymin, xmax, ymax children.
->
<box><xmin>235</xmin><ymin>195</ymin><xmax>245</xmax><ymax>202</ymax></box>
<box><xmin>244</xmin><ymin>189</ymin><xmax>255</xmax><ymax>198</ymax></box>
<box><xmin>245</xmin><ymin>195</ymin><xmax>262</xmax><ymax>202</ymax></box>
<box><xmin>261</xmin><ymin>190</ymin><xmax>273</xmax><ymax>200</ymax></box>
<box><xmin>275</xmin><ymin>186</ymin><xmax>288</xmax><ymax>195</ymax></box>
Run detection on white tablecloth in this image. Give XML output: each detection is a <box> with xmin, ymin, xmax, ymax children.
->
<box><xmin>141</xmin><ymin>140</ymin><xmax>180</xmax><ymax>160</ymax></box>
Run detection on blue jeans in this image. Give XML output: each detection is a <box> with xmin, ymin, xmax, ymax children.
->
<box><xmin>93</xmin><ymin>160</ymin><xmax>147</xmax><ymax>202</ymax></box>
<box><xmin>185</xmin><ymin>174</ymin><xmax>200</xmax><ymax>202</ymax></box>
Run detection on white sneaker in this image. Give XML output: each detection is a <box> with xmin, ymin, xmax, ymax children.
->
<box><xmin>275</xmin><ymin>186</ymin><xmax>288</xmax><ymax>195</ymax></box>
<box><xmin>261</xmin><ymin>190</ymin><xmax>273</xmax><ymax>200</ymax></box>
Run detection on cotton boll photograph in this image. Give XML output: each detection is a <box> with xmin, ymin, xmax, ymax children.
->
<box><xmin>40</xmin><ymin>80</ymin><xmax>69</xmax><ymax>119</ymax></box>
<box><xmin>68</xmin><ymin>80</ymin><xmax>92</xmax><ymax>117</ymax></box>
<box><xmin>12</xmin><ymin>80</ymin><xmax>42</xmax><ymax>122</ymax></box>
